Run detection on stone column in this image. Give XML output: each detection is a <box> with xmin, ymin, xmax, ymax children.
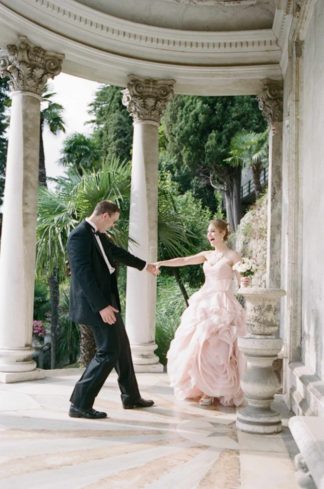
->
<box><xmin>257</xmin><ymin>80</ymin><xmax>283</xmax><ymax>289</ymax></box>
<box><xmin>0</xmin><ymin>37</ymin><xmax>63</xmax><ymax>382</ymax></box>
<box><xmin>122</xmin><ymin>75</ymin><xmax>174</xmax><ymax>371</ymax></box>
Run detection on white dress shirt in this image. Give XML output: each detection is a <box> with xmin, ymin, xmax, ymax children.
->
<box><xmin>86</xmin><ymin>218</ymin><xmax>115</xmax><ymax>274</ymax></box>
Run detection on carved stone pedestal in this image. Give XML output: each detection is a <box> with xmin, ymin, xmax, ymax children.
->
<box><xmin>236</xmin><ymin>335</ymin><xmax>283</xmax><ymax>433</ymax></box>
<box><xmin>236</xmin><ymin>287</ymin><xmax>285</xmax><ymax>434</ymax></box>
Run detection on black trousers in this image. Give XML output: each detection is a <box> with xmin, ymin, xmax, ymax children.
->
<box><xmin>70</xmin><ymin>306</ymin><xmax>140</xmax><ymax>409</ymax></box>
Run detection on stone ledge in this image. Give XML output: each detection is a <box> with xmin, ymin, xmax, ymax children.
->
<box><xmin>289</xmin><ymin>416</ymin><xmax>324</xmax><ymax>489</ymax></box>
<box><xmin>0</xmin><ymin>368</ymin><xmax>45</xmax><ymax>383</ymax></box>
<box><xmin>289</xmin><ymin>362</ymin><xmax>324</xmax><ymax>416</ymax></box>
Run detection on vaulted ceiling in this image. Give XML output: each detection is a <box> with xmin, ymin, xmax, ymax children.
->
<box><xmin>0</xmin><ymin>0</ymin><xmax>295</xmax><ymax>95</ymax></box>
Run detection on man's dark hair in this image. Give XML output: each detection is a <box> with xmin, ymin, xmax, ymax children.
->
<box><xmin>94</xmin><ymin>200</ymin><xmax>120</xmax><ymax>216</ymax></box>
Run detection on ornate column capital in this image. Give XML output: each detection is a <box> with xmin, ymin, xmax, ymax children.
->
<box><xmin>294</xmin><ymin>0</ymin><xmax>303</xmax><ymax>17</ymax></box>
<box><xmin>122</xmin><ymin>75</ymin><xmax>175</xmax><ymax>123</ymax></box>
<box><xmin>257</xmin><ymin>79</ymin><xmax>283</xmax><ymax>125</ymax></box>
<box><xmin>0</xmin><ymin>36</ymin><xmax>64</xmax><ymax>95</ymax></box>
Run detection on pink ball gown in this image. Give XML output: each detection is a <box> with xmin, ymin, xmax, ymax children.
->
<box><xmin>167</xmin><ymin>253</ymin><xmax>247</xmax><ymax>406</ymax></box>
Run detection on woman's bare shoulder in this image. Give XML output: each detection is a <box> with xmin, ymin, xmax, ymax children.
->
<box><xmin>200</xmin><ymin>250</ymin><xmax>213</xmax><ymax>260</ymax></box>
<box><xmin>225</xmin><ymin>249</ymin><xmax>241</xmax><ymax>265</ymax></box>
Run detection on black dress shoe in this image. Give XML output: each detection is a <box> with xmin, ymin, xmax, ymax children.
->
<box><xmin>123</xmin><ymin>398</ymin><xmax>154</xmax><ymax>409</ymax></box>
<box><xmin>69</xmin><ymin>405</ymin><xmax>107</xmax><ymax>419</ymax></box>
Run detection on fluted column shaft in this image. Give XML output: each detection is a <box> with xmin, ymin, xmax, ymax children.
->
<box><xmin>258</xmin><ymin>80</ymin><xmax>283</xmax><ymax>289</ymax></box>
<box><xmin>123</xmin><ymin>76</ymin><xmax>174</xmax><ymax>371</ymax></box>
<box><xmin>0</xmin><ymin>37</ymin><xmax>63</xmax><ymax>382</ymax></box>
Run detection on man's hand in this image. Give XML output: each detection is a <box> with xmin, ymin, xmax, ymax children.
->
<box><xmin>146</xmin><ymin>263</ymin><xmax>160</xmax><ymax>276</ymax></box>
<box><xmin>99</xmin><ymin>305</ymin><xmax>119</xmax><ymax>325</ymax></box>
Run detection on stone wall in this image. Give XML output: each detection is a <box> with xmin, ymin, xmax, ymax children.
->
<box><xmin>282</xmin><ymin>0</ymin><xmax>324</xmax><ymax>416</ymax></box>
<box><xmin>300</xmin><ymin>2</ymin><xmax>324</xmax><ymax>381</ymax></box>
<box><xmin>232</xmin><ymin>192</ymin><xmax>268</xmax><ymax>288</ymax></box>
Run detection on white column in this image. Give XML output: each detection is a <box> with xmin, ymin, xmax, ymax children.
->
<box><xmin>257</xmin><ymin>80</ymin><xmax>283</xmax><ymax>289</ymax></box>
<box><xmin>122</xmin><ymin>76</ymin><xmax>174</xmax><ymax>371</ymax></box>
<box><xmin>0</xmin><ymin>37</ymin><xmax>63</xmax><ymax>382</ymax></box>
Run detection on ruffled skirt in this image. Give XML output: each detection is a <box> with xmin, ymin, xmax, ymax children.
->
<box><xmin>167</xmin><ymin>286</ymin><xmax>246</xmax><ymax>406</ymax></box>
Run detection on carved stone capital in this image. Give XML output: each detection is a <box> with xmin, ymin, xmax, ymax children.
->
<box><xmin>294</xmin><ymin>0</ymin><xmax>303</xmax><ymax>18</ymax></box>
<box><xmin>0</xmin><ymin>36</ymin><xmax>64</xmax><ymax>95</ymax></box>
<box><xmin>257</xmin><ymin>79</ymin><xmax>283</xmax><ymax>125</ymax></box>
<box><xmin>122</xmin><ymin>76</ymin><xmax>175</xmax><ymax>123</ymax></box>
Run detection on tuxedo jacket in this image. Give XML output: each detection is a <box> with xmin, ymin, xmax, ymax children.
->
<box><xmin>68</xmin><ymin>220</ymin><xmax>146</xmax><ymax>327</ymax></box>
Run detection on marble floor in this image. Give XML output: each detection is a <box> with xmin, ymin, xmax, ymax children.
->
<box><xmin>0</xmin><ymin>370</ymin><xmax>299</xmax><ymax>489</ymax></box>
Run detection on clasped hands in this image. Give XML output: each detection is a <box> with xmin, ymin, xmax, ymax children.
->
<box><xmin>146</xmin><ymin>263</ymin><xmax>160</xmax><ymax>276</ymax></box>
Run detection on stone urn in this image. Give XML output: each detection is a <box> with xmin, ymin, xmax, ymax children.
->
<box><xmin>236</xmin><ymin>287</ymin><xmax>286</xmax><ymax>434</ymax></box>
<box><xmin>240</xmin><ymin>287</ymin><xmax>285</xmax><ymax>336</ymax></box>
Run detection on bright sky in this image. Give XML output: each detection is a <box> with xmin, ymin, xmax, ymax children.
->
<box><xmin>43</xmin><ymin>73</ymin><xmax>100</xmax><ymax>179</ymax></box>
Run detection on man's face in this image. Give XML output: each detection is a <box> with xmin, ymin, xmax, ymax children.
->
<box><xmin>101</xmin><ymin>211</ymin><xmax>120</xmax><ymax>231</ymax></box>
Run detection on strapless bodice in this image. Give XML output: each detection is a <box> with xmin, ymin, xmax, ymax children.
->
<box><xmin>202</xmin><ymin>256</ymin><xmax>234</xmax><ymax>292</ymax></box>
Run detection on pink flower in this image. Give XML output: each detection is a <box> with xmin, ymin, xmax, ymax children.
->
<box><xmin>32</xmin><ymin>320</ymin><xmax>46</xmax><ymax>338</ymax></box>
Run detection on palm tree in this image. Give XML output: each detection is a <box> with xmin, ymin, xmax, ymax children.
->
<box><xmin>37</xmin><ymin>159</ymin><xmax>129</xmax><ymax>366</ymax></box>
<box><xmin>37</xmin><ymin>86</ymin><xmax>65</xmax><ymax>367</ymax></box>
<box><xmin>226</xmin><ymin>129</ymin><xmax>269</xmax><ymax>199</ymax></box>
<box><xmin>36</xmin><ymin>160</ymin><xmax>195</xmax><ymax>366</ymax></box>
<box><xmin>39</xmin><ymin>87</ymin><xmax>65</xmax><ymax>186</ymax></box>
<box><xmin>157</xmin><ymin>183</ymin><xmax>199</xmax><ymax>305</ymax></box>
<box><xmin>59</xmin><ymin>133</ymin><xmax>100</xmax><ymax>176</ymax></box>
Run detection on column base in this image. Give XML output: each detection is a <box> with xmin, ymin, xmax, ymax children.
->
<box><xmin>0</xmin><ymin>347</ymin><xmax>42</xmax><ymax>383</ymax></box>
<box><xmin>134</xmin><ymin>363</ymin><xmax>164</xmax><ymax>373</ymax></box>
<box><xmin>237</xmin><ymin>406</ymin><xmax>282</xmax><ymax>434</ymax></box>
<box><xmin>0</xmin><ymin>368</ymin><xmax>45</xmax><ymax>383</ymax></box>
<box><xmin>131</xmin><ymin>342</ymin><xmax>164</xmax><ymax>372</ymax></box>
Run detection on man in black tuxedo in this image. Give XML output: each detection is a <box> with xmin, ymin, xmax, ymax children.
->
<box><xmin>67</xmin><ymin>200</ymin><xmax>158</xmax><ymax>419</ymax></box>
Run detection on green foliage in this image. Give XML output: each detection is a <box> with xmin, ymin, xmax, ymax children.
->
<box><xmin>60</xmin><ymin>133</ymin><xmax>101</xmax><ymax>174</ymax></box>
<box><xmin>36</xmin><ymin>185</ymin><xmax>78</xmax><ymax>280</ymax></box>
<box><xmin>226</xmin><ymin>129</ymin><xmax>269</xmax><ymax>169</ymax></box>
<box><xmin>155</xmin><ymin>275</ymin><xmax>196</xmax><ymax>365</ymax></box>
<box><xmin>55</xmin><ymin>287</ymin><xmax>80</xmax><ymax>367</ymax></box>
<box><xmin>33</xmin><ymin>280</ymin><xmax>51</xmax><ymax>320</ymax></box>
<box><xmin>89</xmin><ymin>85</ymin><xmax>132</xmax><ymax>163</ymax></box>
<box><xmin>36</xmin><ymin>159</ymin><xmax>131</xmax><ymax>280</ymax></box>
<box><xmin>41</xmin><ymin>88</ymin><xmax>65</xmax><ymax>135</ymax></box>
<box><xmin>161</xmin><ymin>95</ymin><xmax>267</xmax><ymax>225</ymax></box>
<box><xmin>39</xmin><ymin>85</ymin><xmax>66</xmax><ymax>187</ymax></box>
<box><xmin>158</xmin><ymin>172</ymin><xmax>211</xmax><ymax>288</ymax></box>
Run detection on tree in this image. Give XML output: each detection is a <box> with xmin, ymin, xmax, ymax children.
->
<box><xmin>162</xmin><ymin>95</ymin><xmax>267</xmax><ymax>230</ymax></box>
<box><xmin>226</xmin><ymin>129</ymin><xmax>269</xmax><ymax>199</ymax></box>
<box><xmin>0</xmin><ymin>77</ymin><xmax>10</xmax><ymax>207</ymax></box>
<box><xmin>39</xmin><ymin>87</ymin><xmax>65</xmax><ymax>186</ymax></box>
<box><xmin>158</xmin><ymin>172</ymin><xmax>211</xmax><ymax>304</ymax></box>
<box><xmin>36</xmin><ymin>160</ymin><xmax>205</xmax><ymax>365</ymax></box>
<box><xmin>38</xmin><ymin>86</ymin><xmax>66</xmax><ymax>366</ymax></box>
<box><xmin>59</xmin><ymin>133</ymin><xmax>100</xmax><ymax>175</ymax></box>
<box><xmin>88</xmin><ymin>85</ymin><xmax>133</xmax><ymax>163</ymax></box>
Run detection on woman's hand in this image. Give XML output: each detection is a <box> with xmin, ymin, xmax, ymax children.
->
<box><xmin>153</xmin><ymin>262</ymin><xmax>161</xmax><ymax>272</ymax></box>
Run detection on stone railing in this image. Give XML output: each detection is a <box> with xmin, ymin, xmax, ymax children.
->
<box><xmin>289</xmin><ymin>416</ymin><xmax>324</xmax><ymax>489</ymax></box>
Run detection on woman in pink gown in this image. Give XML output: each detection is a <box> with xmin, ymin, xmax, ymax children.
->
<box><xmin>156</xmin><ymin>219</ymin><xmax>247</xmax><ymax>407</ymax></box>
